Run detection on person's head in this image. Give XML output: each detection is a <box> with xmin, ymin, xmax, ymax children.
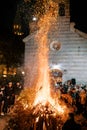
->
<box><xmin>16</xmin><ymin>82</ymin><xmax>20</xmax><ymax>86</ymax></box>
<box><xmin>69</xmin><ymin>113</ymin><xmax>74</xmax><ymax>120</ymax></box>
<box><xmin>8</xmin><ymin>82</ymin><xmax>13</xmax><ymax>87</ymax></box>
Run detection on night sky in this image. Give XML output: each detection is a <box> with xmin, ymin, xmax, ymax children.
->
<box><xmin>0</xmin><ymin>0</ymin><xmax>87</xmax><ymax>36</ymax></box>
<box><xmin>0</xmin><ymin>0</ymin><xmax>17</xmax><ymax>36</ymax></box>
<box><xmin>70</xmin><ymin>0</ymin><xmax>87</xmax><ymax>33</ymax></box>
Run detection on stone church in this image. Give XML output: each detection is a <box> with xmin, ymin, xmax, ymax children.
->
<box><xmin>23</xmin><ymin>0</ymin><xmax>87</xmax><ymax>87</ymax></box>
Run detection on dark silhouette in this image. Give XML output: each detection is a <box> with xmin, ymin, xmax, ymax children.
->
<box><xmin>62</xmin><ymin>113</ymin><xmax>81</xmax><ymax>130</ymax></box>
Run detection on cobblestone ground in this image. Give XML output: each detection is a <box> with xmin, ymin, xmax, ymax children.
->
<box><xmin>0</xmin><ymin>115</ymin><xmax>10</xmax><ymax>130</ymax></box>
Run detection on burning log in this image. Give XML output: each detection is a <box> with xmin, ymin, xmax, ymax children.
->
<box><xmin>5</xmin><ymin>91</ymin><xmax>69</xmax><ymax>130</ymax></box>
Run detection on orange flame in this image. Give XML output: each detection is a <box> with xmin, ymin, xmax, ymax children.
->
<box><xmin>32</xmin><ymin>1</ymin><xmax>66</xmax><ymax>114</ymax></box>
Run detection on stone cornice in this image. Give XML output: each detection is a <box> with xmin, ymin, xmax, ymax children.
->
<box><xmin>70</xmin><ymin>22</ymin><xmax>87</xmax><ymax>39</ymax></box>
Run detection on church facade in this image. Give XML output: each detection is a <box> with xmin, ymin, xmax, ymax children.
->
<box><xmin>23</xmin><ymin>0</ymin><xmax>87</xmax><ymax>87</ymax></box>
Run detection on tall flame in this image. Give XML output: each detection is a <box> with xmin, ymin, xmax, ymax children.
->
<box><xmin>32</xmin><ymin>1</ymin><xmax>66</xmax><ymax>113</ymax></box>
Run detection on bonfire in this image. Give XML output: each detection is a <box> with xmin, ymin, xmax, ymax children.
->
<box><xmin>5</xmin><ymin>0</ymin><xmax>71</xmax><ymax>130</ymax></box>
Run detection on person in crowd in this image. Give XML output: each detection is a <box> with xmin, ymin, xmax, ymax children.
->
<box><xmin>2</xmin><ymin>82</ymin><xmax>15</xmax><ymax>114</ymax></box>
<box><xmin>14</xmin><ymin>82</ymin><xmax>23</xmax><ymax>98</ymax></box>
<box><xmin>0</xmin><ymin>85</ymin><xmax>5</xmax><ymax>116</ymax></box>
<box><xmin>63</xmin><ymin>83</ymin><xmax>68</xmax><ymax>94</ymax></box>
<box><xmin>79</xmin><ymin>89</ymin><xmax>86</xmax><ymax>107</ymax></box>
<box><xmin>0</xmin><ymin>87</ymin><xmax>3</xmax><ymax>115</ymax></box>
<box><xmin>62</xmin><ymin>113</ymin><xmax>81</xmax><ymax>130</ymax></box>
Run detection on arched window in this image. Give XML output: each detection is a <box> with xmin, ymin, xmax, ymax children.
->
<box><xmin>59</xmin><ymin>3</ymin><xmax>65</xmax><ymax>16</ymax></box>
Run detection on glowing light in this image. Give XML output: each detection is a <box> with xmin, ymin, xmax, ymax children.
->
<box><xmin>32</xmin><ymin>16</ymin><xmax>37</xmax><ymax>21</ymax></box>
<box><xmin>3</xmin><ymin>74</ymin><xmax>7</xmax><ymax>77</ymax></box>
<box><xmin>50</xmin><ymin>64</ymin><xmax>62</xmax><ymax>70</ymax></box>
<box><xmin>22</xmin><ymin>71</ymin><xmax>25</xmax><ymax>75</ymax></box>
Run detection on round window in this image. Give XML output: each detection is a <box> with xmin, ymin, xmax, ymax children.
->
<box><xmin>50</xmin><ymin>41</ymin><xmax>61</xmax><ymax>51</ymax></box>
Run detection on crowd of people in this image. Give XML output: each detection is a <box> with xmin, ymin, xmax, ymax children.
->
<box><xmin>0</xmin><ymin>81</ymin><xmax>23</xmax><ymax>116</ymax></box>
<box><xmin>0</xmin><ymin>78</ymin><xmax>87</xmax><ymax>129</ymax></box>
<box><xmin>54</xmin><ymin>80</ymin><xmax>87</xmax><ymax>117</ymax></box>
<box><xmin>53</xmin><ymin>80</ymin><xmax>87</xmax><ymax>130</ymax></box>
<box><xmin>0</xmin><ymin>79</ymin><xmax>87</xmax><ymax>118</ymax></box>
